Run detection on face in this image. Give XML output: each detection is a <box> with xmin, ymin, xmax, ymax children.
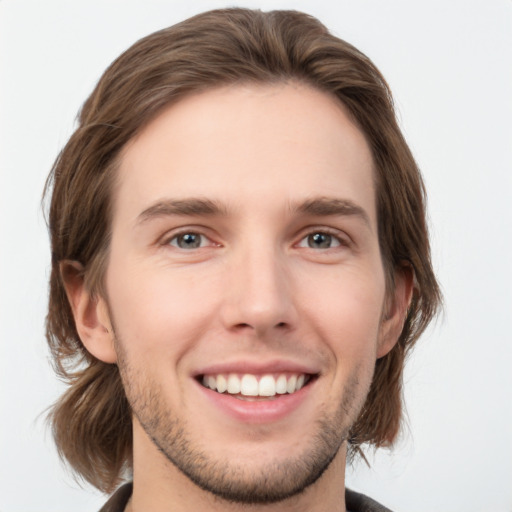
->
<box><xmin>97</xmin><ymin>84</ymin><xmax>397</xmax><ymax>503</ymax></box>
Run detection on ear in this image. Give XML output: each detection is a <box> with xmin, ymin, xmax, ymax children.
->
<box><xmin>377</xmin><ymin>264</ymin><xmax>414</xmax><ymax>358</ymax></box>
<box><xmin>60</xmin><ymin>260</ymin><xmax>117</xmax><ymax>363</ymax></box>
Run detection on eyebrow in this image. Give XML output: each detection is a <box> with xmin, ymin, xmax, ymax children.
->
<box><xmin>292</xmin><ymin>197</ymin><xmax>371</xmax><ymax>228</ymax></box>
<box><xmin>137</xmin><ymin>198</ymin><xmax>228</xmax><ymax>224</ymax></box>
<box><xmin>136</xmin><ymin>196</ymin><xmax>371</xmax><ymax>229</ymax></box>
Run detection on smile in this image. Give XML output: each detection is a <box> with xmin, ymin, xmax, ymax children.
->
<box><xmin>201</xmin><ymin>373</ymin><xmax>313</xmax><ymax>398</ymax></box>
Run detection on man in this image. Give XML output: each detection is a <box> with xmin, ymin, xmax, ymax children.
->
<box><xmin>44</xmin><ymin>8</ymin><xmax>441</xmax><ymax>512</ymax></box>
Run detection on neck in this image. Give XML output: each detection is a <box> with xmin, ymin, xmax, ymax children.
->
<box><xmin>127</xmin><ymin>421</ymin><xmax>347</xmax><ymax>512</ymax></box>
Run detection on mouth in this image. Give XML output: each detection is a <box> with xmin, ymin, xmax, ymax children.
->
<box><xmin>198</xmin><ymin>372</ymin><xmax>316</xmax><ymax>400</ymax></box>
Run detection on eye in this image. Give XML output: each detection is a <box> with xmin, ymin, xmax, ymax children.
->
<box><xmin>298</xmin><ymin>232</ymin><xmax>342</xmax><ymax>249</ymax></box>
<box><xmin>168</xmin><ymin>232</ymin><xmax>209</xmax><ymax>249</ymax></box>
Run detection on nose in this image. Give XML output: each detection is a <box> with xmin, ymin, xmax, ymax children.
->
<box><xmin>219</xmin><ymin>243</ymin><xmax>298</xmax><ymax>336</ymax></box>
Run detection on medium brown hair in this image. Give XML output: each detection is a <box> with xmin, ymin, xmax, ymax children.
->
<box><xmin>45</xmin><ymin>8</ymin><xmax>441</xmax><ymax>493</ymax></box>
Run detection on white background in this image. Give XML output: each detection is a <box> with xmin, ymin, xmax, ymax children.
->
<box><xmin>1</xmin><ymin>1</ymin><xmax>511</xmax><ymax>511</ymax></box>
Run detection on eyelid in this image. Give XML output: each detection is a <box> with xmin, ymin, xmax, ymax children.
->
<box><xmin>159</xmin><ymin>226</ymin><xmax>220</xmax><ymax>248</ymax></box>
<box><xmin>294</xmin><ymin>226</ymin><xmax>352</xmax><ymax>248</ymax></box>
<box><xmin>169</xmin><ymin>233</ymin><xmax>207</xmax><ymax>249</ymax></box>
<box><xmin>156</xmin><ymin>224</ymin><xmax>351</xmax><ymax>250</ymax></box>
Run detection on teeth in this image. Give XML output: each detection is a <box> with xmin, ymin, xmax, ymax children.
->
<box><xmin>227</xmin><ymin>374</ymin><xmax>241</xmax><ymax>394</ymax></box>
<box><xmin>241</xmin><ymin>374</ymin><xmax>259</xmax><ymax>396</ymax></box>
<box><xmin>275</xmin><ymin>374</ymin><xmax>287</xmax><ymax>394</ymax></box>
<box><xmin>202</xmin><ymin>373</ymin><xmax>310</xmax><ymax>397</ymax></box>
<box><xmin>286</xmin><ymin>375</ymin><xmax>297</xmax><ymax>394</ymax></box>
<box><xmin>258</xmin><ymin>375</ymin><xmax>276</xmax><ymax>397</ymax></box>
<box><xmin>216</xmin><ymin>374</ymin><xmax>227</xmax><ymax>393</ymax></box>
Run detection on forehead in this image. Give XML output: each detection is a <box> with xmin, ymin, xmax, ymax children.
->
<box><xmin>115</xmin><ymin>83</ymin><xmax>376</xmax><ymax>225</ymax></box>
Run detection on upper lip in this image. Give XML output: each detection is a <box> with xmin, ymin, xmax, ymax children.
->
<box><xmin>193</xmin><ymin>359</ymin><xmax>320</xmax><ymax>378</ymax></box>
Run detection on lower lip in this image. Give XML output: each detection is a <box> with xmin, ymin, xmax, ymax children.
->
<box><xmin>195</xmin><ymin>379</ymin><xmax>315</xmax><ymax>424</ymax></box>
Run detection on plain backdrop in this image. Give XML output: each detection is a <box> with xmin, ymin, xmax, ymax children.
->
<box><xmin>1</xmin><ymin>1</ymin><xmax>511</xmax><ymax>511</ymax></box>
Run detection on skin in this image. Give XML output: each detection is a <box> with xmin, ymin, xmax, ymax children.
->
<box><xmin>64</xmin><ymin>83</ymin><xmax>411</xmax><ymax>512</ymax></box>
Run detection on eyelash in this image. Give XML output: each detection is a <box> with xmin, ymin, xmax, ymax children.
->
<box><xmin>296</xmin><ymin>229</ymin><xmax>348</xmax><ymax>250</ymax></box>
<box><xmin>162</xmin><ymin>227</ymin><xmax>350</xmax><ymax>252</ymax></box>
<box><xmin>165</xmin><ymin>230</ymin><xmax>216</xmax><ymax>250</ymax></box>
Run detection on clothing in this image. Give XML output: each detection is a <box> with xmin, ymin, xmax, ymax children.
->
<box><xmin>98</xmin><ymin>483</ymin><xmax>132</xmax><ymax>512</ymax></box>
<box><xmin>99</xmin><ymin>482</ymin><xmax>393</xmax><ymax>512</ymax></box>
<box><xmin>346</xmin><ymin>488</ymin><xmax>393</xmax><ymax>512</ymax></box>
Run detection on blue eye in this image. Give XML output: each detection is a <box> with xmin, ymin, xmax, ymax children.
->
<box><xmin>169</xmin><ymin>232</ymin><xmax>206</xmax><ymax>249</ymax></box>
<box><xmin>299</xmin><ymin>232</ymin><xmax>341</xmax><ymax>249</ymax></box>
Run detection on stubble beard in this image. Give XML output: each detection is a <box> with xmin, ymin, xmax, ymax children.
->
<box><xmin>116</xmin><ymin>340</ymin><xmax>369</xmax><ymax>505</ymax></box>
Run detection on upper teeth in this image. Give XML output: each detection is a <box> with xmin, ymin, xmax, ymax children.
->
<box><xmin>202</xmin><ymin>373</ymin><xmax>308</xmax><ymax>397</ymax></box>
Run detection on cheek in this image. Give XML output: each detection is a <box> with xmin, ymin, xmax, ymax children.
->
<box><xmin>106</xmin><ymin>261</ymin><xmax>220</xmax><ymax>361</ymax></box>
<box><xmin>298</xmin><ymin>264</ymin><xmax>386</xmax><ymax>360</ymax></box>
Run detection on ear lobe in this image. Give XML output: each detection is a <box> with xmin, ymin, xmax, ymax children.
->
<box><xmin>377</xmin><ymin>264</ymin><xmax>414</xmax><ymax>359</ymax></box>
<box><xmin>60</xmin><ymin>260</ymin><xmax>117</xmax><ymax>363</ymax></box>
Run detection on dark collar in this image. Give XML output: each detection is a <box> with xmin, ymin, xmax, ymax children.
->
<box><xmin>98</xmin><ymin>483</ymin><xmax>132</xmax><ymax>512</ymax></box>
<box><xmin>98</xmin><ymin>483</ymin><xmax>393</xmax><ymax>512</ymax></box>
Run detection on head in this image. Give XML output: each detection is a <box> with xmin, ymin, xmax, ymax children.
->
<box><xmin>45</xmin><ymin>7</ymin><xmax>441</xmax><ymax>498</ymax></box>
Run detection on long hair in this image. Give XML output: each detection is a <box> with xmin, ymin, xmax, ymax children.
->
<box><xmin>44</xmin><ymin>7</ymin><xmax>441</xmax><ymax>493</ymax></box>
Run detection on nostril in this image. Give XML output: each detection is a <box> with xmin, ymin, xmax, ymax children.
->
<box><xmin>233</xmin><ymin>323</ymin><xmax>252</xmax><ymax>330</ymax></box>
